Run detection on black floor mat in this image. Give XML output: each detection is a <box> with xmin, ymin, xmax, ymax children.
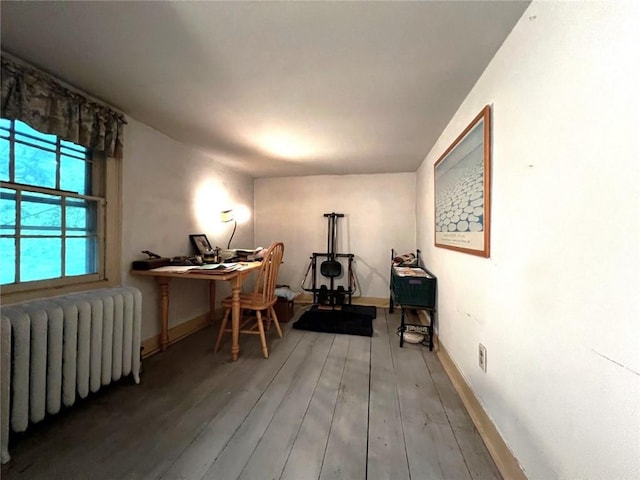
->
<box><xmin>308</xmin><ymin>304</ymin><xmax>377</xmax><ymax>319</ymax></box>
<box><xmin>293</xmin><ymin>305</ymin><xmax>376</xmax><ymax>337</ymax></box>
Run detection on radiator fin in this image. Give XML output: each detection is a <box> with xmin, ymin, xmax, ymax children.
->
<box><xmin>1</xmin><ymin>316</ymin><xmax>12</xmax><ymax>464</ymax></box>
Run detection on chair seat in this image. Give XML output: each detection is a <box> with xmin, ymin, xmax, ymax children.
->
<box><xmin>221</xmin><ymin>293</ymin><xmax>277</xmax><ymax>311</ymax></box>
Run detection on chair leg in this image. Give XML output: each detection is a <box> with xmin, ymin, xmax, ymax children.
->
<box><xmin>264</xmin><ymin>308</ymin><xmax>272</xmax><ymax>330</ymax></box>
<box><xmin>270</xmin><ymin>306</ymin><xmax>283</xmax><ymax>338</ymax></box>
<box><xmin>255</xmin><ymin>310</ymin><xmax>269</xmax><ymax>359</ymax></box>
<box><xmin>215</xmin><ymin>307</ymin><xmax>231</xmax><ymax>352</ymax></box>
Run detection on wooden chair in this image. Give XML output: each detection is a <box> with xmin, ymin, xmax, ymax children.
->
<box><xmin>215</xmin><ymin>242</ymin><xmax>285</xmax><ymax>358</ymax></box>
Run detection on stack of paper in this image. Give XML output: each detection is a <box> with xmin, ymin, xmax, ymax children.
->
<box><xmin>187</xmin><ymin>263</ymin><xmax>240</xmax><ymax>274</ymax></box>
<box><xmin>393</xmin><ymin>266</ymin><xmax>432</xmax><ymax>278</ymax></box>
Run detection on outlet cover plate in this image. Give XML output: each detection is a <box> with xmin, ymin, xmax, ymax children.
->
<box><xmin>479</xmin><ymin>343</ymin><xmax>487</xmax><ymax>372</ymax></box>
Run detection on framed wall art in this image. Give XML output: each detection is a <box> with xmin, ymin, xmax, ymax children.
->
<box><xmin>434</xmin><ymin>105</ymin><xmax>491</xmax><ymax>257</ymax></box>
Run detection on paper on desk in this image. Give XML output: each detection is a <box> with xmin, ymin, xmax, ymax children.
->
<box><xmin>149</xmin><ymin>263</ymin><xmax>240</xmax><ymax>274</ymax></box>
<box><xmin>187</xmin><ymin>263</ymin><xmax>241</xmax><ymax>273</ymax></box>
<box><xmin>150</xmin><ymin>265</ymin><xmax>194</xmax><ymax>273</ymax></box>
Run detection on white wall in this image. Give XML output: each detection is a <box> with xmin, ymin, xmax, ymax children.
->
<box><xmin>254</xmin><ymin>173</ymin><xmax>416</xmax><ymax>300</ymax></box>
<box><xmin>122</xmin><ymin>119</ymin><xmax>254</xmax><ymax>341</ymax></box>
<box><xmin>416</xmin><ymin>2</ymin><xmax>640</xmax><ymax>479</ymax></box>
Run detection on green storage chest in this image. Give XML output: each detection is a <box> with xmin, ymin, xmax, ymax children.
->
<box><xmin>390</xmin><ymin>266</ymin><xmax>436</xmax><ymax>308</ymax></box>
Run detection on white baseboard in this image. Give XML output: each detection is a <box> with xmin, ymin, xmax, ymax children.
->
<box><xmin>437</xmin><ymin>342</ymin><xmax>527</xmax><ymax>480</ymax></box>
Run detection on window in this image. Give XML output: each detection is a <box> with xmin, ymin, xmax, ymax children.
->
<box><xmin>1</xmin><ymin>119</ymin><xmax>121</xmax><ymax>300</ymax></box>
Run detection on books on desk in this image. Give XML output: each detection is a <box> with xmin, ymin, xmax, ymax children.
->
<box><xmin>235</xmin><ymin>249</ymin><xmax>256</xmax><ymax>256</ymax></box>
<box><xmin>221</xmin><ymin>247</ymin><xmax>264</xmax><ymax>262</ymax></box>
<box><xmin>150</xmin><ymin>263</ymin><xmax>241</xmax><ymax>274</ymax></box>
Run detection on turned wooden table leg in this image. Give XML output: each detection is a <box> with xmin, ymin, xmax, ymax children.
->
<box><xmin>231</xmin><ymin>277</ymin><xmax>241</xmax><ymax>361</ymax></box>
<box><xmin>157</xmin><ymin>277</ymin><xmax>170</xmax><ymax>351</ymax></box>
<box><xmin>209</xmin><ymin>280</ymin><xmax>216</xmax><ymax>325</ymax></box>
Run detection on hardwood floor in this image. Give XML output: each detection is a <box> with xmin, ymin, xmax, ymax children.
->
<box><xmin>1</xmin><ymin>307</ymin><xmax>501</xmax><ymax>480</ymax></box>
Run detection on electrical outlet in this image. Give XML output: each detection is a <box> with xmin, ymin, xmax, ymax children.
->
<box><xmin>479</xmin><ymin>343</ymin><xmax>487</xmax><ymax>372</ymax></box>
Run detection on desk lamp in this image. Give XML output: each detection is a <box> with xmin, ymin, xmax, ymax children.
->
<box><xmin>220</xmin><ymin>209</ymin><xmax>237</xmax><ymax>249</ymax></box>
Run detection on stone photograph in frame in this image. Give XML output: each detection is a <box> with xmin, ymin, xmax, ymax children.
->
<box><xmin>434</xmin><ymin>105</ymin><xmax>491</xmax><ymax>257</ymax></box>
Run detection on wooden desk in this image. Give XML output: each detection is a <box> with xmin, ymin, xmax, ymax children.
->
<box><xmin>132</xmin><ymin>262</ymin><xmax>260</xmax><ymax>361</ymax></box>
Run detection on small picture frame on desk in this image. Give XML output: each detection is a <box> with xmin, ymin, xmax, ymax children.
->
<box><xmin>189</xmin><ymin>234</ymin><xmax>212</xmax><ymax>255</ymax></box>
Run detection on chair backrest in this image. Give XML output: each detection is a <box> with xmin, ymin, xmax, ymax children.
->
<box><xmin>252</xmin><ymin>242</ymin><xmax>285</xmax><ymax>305</ymax></box>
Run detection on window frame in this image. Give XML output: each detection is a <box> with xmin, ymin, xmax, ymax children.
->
<box><xmin>1</xmin><ymin>123</ymin><xmax>122</xmax><ymax>304</ymax></box>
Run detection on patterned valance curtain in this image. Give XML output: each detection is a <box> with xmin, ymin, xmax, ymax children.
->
<box><xmin>1</xmin><ymin>54</ymin><xmax>126</xmax><ymax>158</ymax></box>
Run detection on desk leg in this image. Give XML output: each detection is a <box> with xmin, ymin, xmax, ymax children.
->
<box><xmin>157</xmin><ymin>277</ymin><xmax>170</xmax><ymax>352</ymax></box>
<box><xmin>209</xmin><ymin>280</ymin><xmax>216</xmax><ymax>325</ymax></box>
<box><xmin>231</xmin><ymin>277</ymin><xmax>242</xmax><ymax>361</ymax></box>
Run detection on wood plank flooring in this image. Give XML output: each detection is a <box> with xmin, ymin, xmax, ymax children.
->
<box><xmin>1</xmin><ymin>307</ymin><xmax>501</xmax><ymax>480</ymax></box>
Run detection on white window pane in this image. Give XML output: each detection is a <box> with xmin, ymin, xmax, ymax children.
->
<box><xmin>66</xmin><ymin>237</ymin><xmax>98</xmax><ymax>276</ymax></box>
<box><xmin>66</xmin><ymin>199</ymin><xmax>97</xmax><ymax>236</ymax></box>
<box><xmin>0</xmin><ymin>238</ymin><xmax>16</xmax><ymax>284</ymax></box>
<box><xmin>0</xmin><ymin>188</ymin><xmax>16</xmax><ymax>235</ymax></box>
<box><xmin>0</xmin><ymin>137</ymin><xmax>9</xmax><ymax>181</ymax></box>
<box><xmin>60</xmin><ymin>144</ymin><xmax>87</xmax><ymax>159</ymax></box>
<box><xmin>14</xmin><ymin>134</ymin><xmax>57</xmax><ymax>152</ymax></box>
<box><xmin>14</xmin><ymin>120</ymin><xmax>56</xmax><ymax>142</ymax></box>
<box><xmin>61</xmin><ymin>155</ymin><xmax>90</xmax><ymax>194</ymax></box>
<box><xmin>20</xmin><ymin>192</ymin><xmax>62</xmax><ymax>236</ymax></box>
<box><xmin>21</xmin><ymin>238</ymin><xmax>61</xmax><ymax>282</ymax></box>
<box><xmin>15</xmin><ymin>143</ymin><xmax>57</xmax><ymax>189</ymax></box>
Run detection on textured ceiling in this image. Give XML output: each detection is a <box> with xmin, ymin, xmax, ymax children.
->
<box><xmin>1</xmin><ymin>1</ymin><xmax>529</xmax><ymax>178</ymax></box>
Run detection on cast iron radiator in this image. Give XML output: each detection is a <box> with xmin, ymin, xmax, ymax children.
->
<box><xmin>0</xmin><ymin>286</ymin><xmax>142</xmax><ymax>463</ymax></box>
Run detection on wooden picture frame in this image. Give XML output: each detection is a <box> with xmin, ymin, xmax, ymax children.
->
<box><xmin>189</xmin><ymin>234</ymin><xmax>212</xmax><ymax>255</ymax></box>
<box><xmin>434</xmin><ymin>105</ymin><xmax>491</xmax><ymax>257</ymax></box>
